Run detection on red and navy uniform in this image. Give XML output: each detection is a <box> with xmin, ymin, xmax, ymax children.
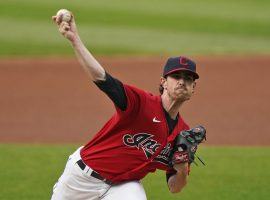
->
<box><xmin>80</xmin><ymin>73</ymin><xmax>189</xmax><ymax>184</ymax></box>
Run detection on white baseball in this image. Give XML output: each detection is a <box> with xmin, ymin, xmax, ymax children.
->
<box><xmin>56</xmin><ymin>9</ymin><xmax>72</xmax><ymax>22</ymax></box>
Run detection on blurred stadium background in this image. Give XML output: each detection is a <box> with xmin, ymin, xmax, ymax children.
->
<box><xmin>0</xmin><ymin>0</ymin><xmax>269</xmax><ymax>199</ymax></box>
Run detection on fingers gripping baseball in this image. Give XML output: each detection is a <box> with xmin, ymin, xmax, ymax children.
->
<box><xmin>59</xmin><ymin>22</ymin><xmax>70</xmax><ymax>36</ymax></box>
<box><xmin>52</xmin><ymin>9</ymin><xmax>78</xmax><ymax>42</ymax></box>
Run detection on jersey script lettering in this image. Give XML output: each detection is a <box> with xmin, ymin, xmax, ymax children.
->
<box><xmin>123</xmin><ymin>133</ymin><xmax>161</xmax><ymax>159</ymax></box>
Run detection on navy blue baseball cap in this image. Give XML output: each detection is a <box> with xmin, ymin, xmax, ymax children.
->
<box><xmin>163</xmin><ymin>56</ymin><xmax>199</xmax><ymax>79</ymax></box>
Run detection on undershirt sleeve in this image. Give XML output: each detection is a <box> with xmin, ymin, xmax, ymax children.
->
<box><xmin>94</xmin><ymin>72</ymin><xmax>128</xmax><ymax>111</ymax></box>
<box><xmin>166</xmin><ymin>168</ymin><xmax>177</xmax><ymax>182</ymax></box>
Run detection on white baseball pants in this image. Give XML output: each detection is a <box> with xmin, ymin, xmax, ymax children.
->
<box><xmin>51</xmin><ymin>147</ymin><xmax>147</xmax><ymax>200</ymax></box>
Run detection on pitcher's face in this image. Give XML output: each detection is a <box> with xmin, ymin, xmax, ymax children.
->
<box><xmin>161</xmin><ymin>71</ymin><xmax>196</xmax><ymax>101</ymax></box>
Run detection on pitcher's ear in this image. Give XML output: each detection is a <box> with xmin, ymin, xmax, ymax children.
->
<box><xmin>193</xmin><ymin>82</ymin><xmax>197</xmax><ymax>89</ymax></box>
<box><xmin>160</xmin><ymin>77</ymin><xmax>166</xmax><ymax>87</ymax></box>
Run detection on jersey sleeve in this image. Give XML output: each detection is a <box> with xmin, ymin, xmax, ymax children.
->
<box><xmin>94</xmin><ymin>72</ymin><xmax>146</xmax><ymax>116</ymax></box>
<box><xmin>118</xmin><ymin>83</ymin><xmax>146</xmax><ymax>116</ymax></box>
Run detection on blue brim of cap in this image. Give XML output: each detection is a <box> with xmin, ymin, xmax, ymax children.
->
<box><xmin>164</xmin><ymin>68</ymin><xmax>199</xmax><ymax>79</ymax></box>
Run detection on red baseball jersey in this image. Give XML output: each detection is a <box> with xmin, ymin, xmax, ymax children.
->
<box><xmin>80</xmin><ymin>84</ymin><xmax>189</xmax><ymax>183</ymax></box>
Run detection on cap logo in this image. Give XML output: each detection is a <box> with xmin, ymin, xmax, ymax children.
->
<box><xmin>179</xmin><ymin>57</ymin><xmax>189</xmax><ymax>67</ymax></box>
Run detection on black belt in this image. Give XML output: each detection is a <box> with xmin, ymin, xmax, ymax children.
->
<box><xmin>76</xmin><ymin>159</ymin><xmax>112</xmax><ymax>185</ymax></box>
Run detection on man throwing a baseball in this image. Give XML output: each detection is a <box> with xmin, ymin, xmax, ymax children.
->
<box><xmin>51</xmin><ymin>10</ymin><xmax>204</xmax><ymax>200</ymax></box>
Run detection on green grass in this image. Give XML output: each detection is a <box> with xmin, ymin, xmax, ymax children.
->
<box><xmin>0</xmin><ymin>144</ymin><xmax>77</xmax><ymax>200</ymax></box>
<box><xmin>0</xmin><ymin>0</ymin><xmax>270</xmax><ymax>56</ymax></box>
<box><xmin>0</xmin><ymin>144</ymin><xmax>269</xmax><ymax>200</ymax></box>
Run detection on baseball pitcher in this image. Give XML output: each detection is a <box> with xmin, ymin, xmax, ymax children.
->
<box><xmin>51</xmin><ymin>10</ymin><xmax>206</xmax><ymax>200</ymax></box>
